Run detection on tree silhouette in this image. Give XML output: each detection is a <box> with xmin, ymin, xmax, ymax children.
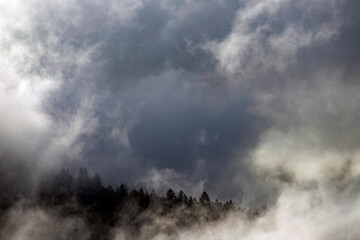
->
<box><xmin>33</xmin><ymin>169</ymin><xmax>243</xmax><ymax>240</ymax></box>
<box><xmin>177</xmin><ymin>190</ymin><xmax>188</xmax><ymax>205</ymax></box>
<box><xmin>166</xmin><ymin>188</ymin><xmax>176</xmax><ymax>201</ymax></box>
<box><xmin>200</xmin><ymin>191</ymin><xmax>210</xmax><ymax>206</ymax></box>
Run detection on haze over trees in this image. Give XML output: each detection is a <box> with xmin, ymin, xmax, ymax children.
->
<box><xmin>0</xmin><ymin>168</ymin><xmax>250</xmax><ymax>240</ymax></box>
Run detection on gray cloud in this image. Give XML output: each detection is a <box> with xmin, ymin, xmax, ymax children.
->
<box><xmin>2</xmin><ymin>1</ymin><xmax>360</xmax><ymax>238</ymax></box>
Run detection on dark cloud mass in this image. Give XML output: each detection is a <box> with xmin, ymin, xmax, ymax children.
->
<box><xmin>2</xmin><ymin>0</ymin><xmax>360</xmax><ymax>238</ymax></box>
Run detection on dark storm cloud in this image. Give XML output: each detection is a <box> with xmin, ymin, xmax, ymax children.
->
<box><xmin>130</xmin><ymin>86</ymin><xmax>256</xmax><ymax>172</ymax></box>
<box><xmin>20</xmin><ymin>0</ymin><xmax>266</xmax><ymax>202</ymax></box>
<box><xmin>28</xmin><ymin>0</ymin><xmax>240</xmax><ymax>87</ymax></box>
<box><xmin>2</xmin><ymin>0</ymin><xmax>360</xmax><ymax>210</ymax></box>
<box><xmin>4</xmin><ymin>0</ymin><xmax>360</xmax><ymax>238</ymax></box>
<box><xmin>296</xmin><ymin>0</ymin><xmax>360</xmax><ymax>75</ymax></box>
<box><xmin>97</xmin><ymin>0</ymin><xmax>239</xmax><ymax>84</ymax></box>
<box><xmin>76</xmin><ymin>72</ymin><xmax>269</xmax><ymax>203</ymax></box>
<box><xmin>128</xmin><ymin>79</ymin><xmax>267</xmax><ymax>200</ymax></box>
<box><xmin>1</xmin><ymin>0</ymin><xmax>242</xmax><ymax>171</ymax></box>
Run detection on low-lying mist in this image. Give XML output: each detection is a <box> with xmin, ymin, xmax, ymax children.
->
<box><xmin>1</xmin><ymin>166</ymin><xmax>360</xmax><ymax>240</ymax></box>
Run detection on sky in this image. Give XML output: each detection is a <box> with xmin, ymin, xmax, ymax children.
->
<box><xmin>1</xmin><ymin>0</ymin><xmax>360</xmax><ymax>212</ymax></box>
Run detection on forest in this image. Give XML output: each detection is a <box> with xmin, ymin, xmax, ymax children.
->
<box><xmin>0</xmin><ymin>168</ymin><xmax>257</xmax><ymax>240</ymax></box>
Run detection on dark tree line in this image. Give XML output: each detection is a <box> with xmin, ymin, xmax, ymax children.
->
<box><xmin>36</xmin><ymin>168</ymin><xmax>237</xmax><ymax>239</ymax></box>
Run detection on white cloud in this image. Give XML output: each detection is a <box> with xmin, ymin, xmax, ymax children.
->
<box><xmin>206</xmin><ymin>0</ymin><xmax>341</xmax><ymax>84</ymax></box>
<box><xmin>0</xmin><ymin>0</ymin><xmax>102</xmax><ymax>171</ymax></box>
